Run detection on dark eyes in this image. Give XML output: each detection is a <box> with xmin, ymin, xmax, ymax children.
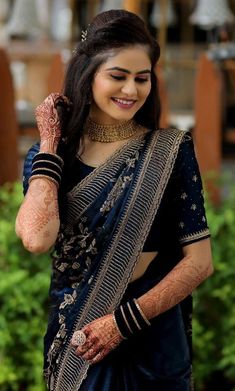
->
<box><xmin>111</xmin><ymin>75</ymin><xmax>149</xmax><ymax>83</ymax></box>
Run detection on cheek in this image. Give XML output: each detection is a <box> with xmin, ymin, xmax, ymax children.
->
<box><xmin>140</xmin><ymin>83</ymin><xmax>151</xmax><ymax>101</ymax></box>
<box><xmin>92</xmin><ymin>78</ymin><xmax>114</xmax><ymax>102</ymax></box>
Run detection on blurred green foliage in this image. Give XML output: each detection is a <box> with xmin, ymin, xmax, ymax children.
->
<box><xmin>0</xmin><ymin>179</ymin><xmax>235</xmax><ymax>390</ymax></box>
<box><xmin>0</xmin><ymin>182</ymin><xmax>49</xmax><ymax>391</ymax></box>
<box><xmin>193</xmin><ymin>176</ymin><xmax>235</xmax><ymax>390</ymax></box>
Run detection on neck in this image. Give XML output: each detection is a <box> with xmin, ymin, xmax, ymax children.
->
<box><xmin>84</xmin><ymin>117</ymin><xmax>140</xmax><ymax>143</ymax></box>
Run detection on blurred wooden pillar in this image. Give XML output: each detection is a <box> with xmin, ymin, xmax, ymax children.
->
<box><xmin>194</xmin><ymin>54</ymin><xmax>223</xmax><ymax>204</ymax></box>
<box><xmin>123</xmin><ymin>0</ymin><xmax>141</xmax><ymax>14</ymax></box>
<box><xmin>157</xmin><ymin>65</ymin><xmax>169</xmax><ymax>128</ymax></box>
<box><xmin>47</xmin><ymin>52</ymin><xmax>65</xmax><ymax>95</ymax></box>
<box><xmin>0</xmin><ymin>49</ymin><xmax>18</xmax><ymax>185</ymax></box>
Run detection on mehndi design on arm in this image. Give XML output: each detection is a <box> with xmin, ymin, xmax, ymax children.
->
<box><xmin>138</xmin><ymin>255</ymin><xmax>212</xmax><ymax>320</ymax></box>
<box><xmin>17</xmin><ymin>179</ymin><xmax>59</xmax><ymax>250</ymax></box>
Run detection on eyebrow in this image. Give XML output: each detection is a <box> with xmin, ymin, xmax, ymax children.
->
<box><xmin>106</xmin><ymin>66</ymin><xmax>151</xmax><ymax>75</ymax></box>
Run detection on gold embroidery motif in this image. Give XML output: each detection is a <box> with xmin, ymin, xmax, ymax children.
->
<box><xmin>181</xmin><ymin>192</ymin><xmax>188</xmax><ymax>200</ymax></box>
<box><xmin>59</xmin><ymin>291</ymin><xmax>77</xmax><ymax>310</ymax></box>
<box><xmin>100</xmin><ymin>174</ymin><xmax>133</xmax><ymax>213</ymax></box>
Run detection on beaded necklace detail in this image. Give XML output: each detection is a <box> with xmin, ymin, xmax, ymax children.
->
<box><xmin>84</xmin><ymin>118</ymin><xmax>139</xmax><ymax>142</ymax></box>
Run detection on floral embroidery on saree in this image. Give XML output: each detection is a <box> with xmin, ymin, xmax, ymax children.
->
<box><xmin>44</xmin><ymin>129</ymin><xmax>187</xmax><ymax>391</ymax></box>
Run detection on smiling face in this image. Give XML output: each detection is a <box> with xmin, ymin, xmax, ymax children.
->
<box><xmin>89</xmin><ymin>45</ymin><xmax>152</xmax><ymax>125</ymax></box>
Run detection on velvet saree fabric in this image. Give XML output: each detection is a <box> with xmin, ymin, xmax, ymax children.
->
<box><xmin>23</xmin><ymin>128</ymin><xmax>210</xmax><ymax>390</ymax></box>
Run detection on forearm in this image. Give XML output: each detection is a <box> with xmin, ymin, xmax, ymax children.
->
<box><xmin>15</xmin><ymin>177</ymin><xmax>60</xmax><ymax>253</ymax></box>
<box><xmin>137</xmin><ymin>254</ymin><xmax>213</xmax><ymax>320</ymax></box>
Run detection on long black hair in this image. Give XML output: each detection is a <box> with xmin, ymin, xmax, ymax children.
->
<box><xmin>59</xmin><ymin>9</ymin><xmax>161</xmax><ymax>162</ymax></box>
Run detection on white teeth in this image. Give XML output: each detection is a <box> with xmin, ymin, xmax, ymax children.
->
<box><xmin>114</xmin><ymin>98</ymin><xmax>135</xmax><ymax>105</ymax></box>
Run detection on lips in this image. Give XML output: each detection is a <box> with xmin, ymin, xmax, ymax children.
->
<box><xmin>111</xmin><ymin>97</ymin><xmax>137</xmax><ymax>109</ymax></box>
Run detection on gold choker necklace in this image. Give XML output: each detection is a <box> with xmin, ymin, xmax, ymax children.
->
<box><xmin>84</xmin><ymin>118</ymin><xmax>138</xmax><ymax>142</ymax></box>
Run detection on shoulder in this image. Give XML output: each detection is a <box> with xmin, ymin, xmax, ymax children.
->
<box><xmin>151</xmin><ymin>129</ymin><xmax>197</xmax><ymax>177</ymax></box>
<box><xmin>158</xmin><ymin>128</ymin><xmax>191</xmax><ymax>140</ymax></box>
<box><xmin>23</xmin><ymin>142</ymin><xmax>40</xmax><ymax>195</ymax></box>
<box><xmin>151</xmin><ymin>127</ymin><xmax>190</xmax><ymax>146</ymax></box>
<box><xmin>150</xmin><ymin>128</ymin><xmax>192</xmax><ymax>158</ymax></box>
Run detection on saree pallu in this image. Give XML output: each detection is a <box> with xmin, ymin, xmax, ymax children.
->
<box><xmin>24</xmin><ymin>128</ymin><xmax>199</xmax><ymax>390</ymax></box>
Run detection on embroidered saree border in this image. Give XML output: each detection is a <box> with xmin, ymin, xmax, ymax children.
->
<box><xmin>66</xmin><ymin>136</ymin><xmax>146</xmax><ymax>230</ymax></box>
<box><xmin>54</xmin><ymin>129</ymin><xmax>186</xmax><ymax>391</ymax></box>
<box><xmin>180</xmin><ymin>228</ymin><xmax>210</xmax><ymax>244</ymax></box>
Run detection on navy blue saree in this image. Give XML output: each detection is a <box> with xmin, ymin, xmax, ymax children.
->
<box><xmin>23</xmin><ymin>128</ymin><xmax>210</xmax><ymax>390</ymax></box>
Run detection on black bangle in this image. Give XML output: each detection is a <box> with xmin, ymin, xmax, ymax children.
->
<box><xmin>113</xmin><ymin>299</ymin><xmax>150</xmax><ymax>339</ymax></box>
<box><xmin>30</xmin><ymin>168</ymin><xmax>61</xmax><ymax>183</ymax></box>
<box><xmin>32</xmin><ymin>160</ymin><xmax>62</xmax><ymax>173</ymax></box>
<box><xmin>33</xmin><ymin>152</ymin><xmax>64</xmax><ymax>167</ymax></box>
<box><xmin>114</xmin><ymin>305</ymin><xmax>133</xmax><ymax>339</ymax></box>
<box><xmin>122</xmin><ymin>302</ymin><xmax>141</xmax><ymax>334</ymax></box>
<box><xmin>129</xmin><ymin>299</ymin><xmax>150</xmax><ymax>328</ymax></box>
<box><xmin>28</xmin><ymin>174</ymin><xmax>60</xmax><ymax>188</ymax></box>
<box><xmin>29</xmin><ymin>152</ymin><xmax>64</xmax><ymax>189</ymax></box>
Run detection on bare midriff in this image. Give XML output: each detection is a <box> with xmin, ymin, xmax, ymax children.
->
<box><xmin>130</xmin><ymin>251</ymin><xmax>158</xmax><ymax>282</ymax></box>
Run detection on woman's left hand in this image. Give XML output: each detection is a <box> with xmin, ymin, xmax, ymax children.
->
<box><xmin>71</xmin><ymin>314</ymin><xmax>123</xmax><ymax>364</ymax></box>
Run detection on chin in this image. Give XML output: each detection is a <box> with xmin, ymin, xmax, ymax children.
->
<box><xmin>109</xmin><ymin>110</ymin><xmax>137</xmax><ymax>122</ymax></box>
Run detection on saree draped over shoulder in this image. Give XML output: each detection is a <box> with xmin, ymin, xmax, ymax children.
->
<box><xmin>23</xmin><ymin>128</ymin><xmax>210</xmax><ymax>391</ymax></box>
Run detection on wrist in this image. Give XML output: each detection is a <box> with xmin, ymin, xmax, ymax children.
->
<box><xmin>29</xmin><ymin>151</ymin><xmax>64</xmax><ymax>189</ymax></box>
<box><xmin>40</xmin><ymin>139</ymin><xmax>59</xmax><ymax>154</ymax></box>
<box><xmin>113</xmin><ymin>298</ymin><xmax>151</xmax><ymax>339</ymax></box>
<box><xmin>136</xmin><ymin>296</ymin><xmax>153</xmax><ymax>321</ymax></box>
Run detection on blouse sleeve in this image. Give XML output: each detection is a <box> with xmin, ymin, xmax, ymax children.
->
<box><xmin>22</xmin><ymin>142</ymin><xmax>40</xmax><ymax>195</ymax></box>
<box><xmin>173</xmin><ymin>133</ymin><xmax>210</xmax><ymax>246</ymax></box>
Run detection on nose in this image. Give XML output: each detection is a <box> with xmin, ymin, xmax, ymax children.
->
<box><xmin>121</xmin><ymin>79</ymin><xmax>137</xmax><ymax>97</ymax></box>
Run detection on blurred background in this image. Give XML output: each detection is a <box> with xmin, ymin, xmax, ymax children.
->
<box><xmin>0</xmin><ymin>1</ymin><xmax>235</xmax><ymax>390</ymax></box>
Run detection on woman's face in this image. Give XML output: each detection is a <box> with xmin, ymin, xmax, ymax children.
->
<box><xmin>90</xmin><ymin>45</ymin><xmax>152</xmax><ymax>124</ymax></box>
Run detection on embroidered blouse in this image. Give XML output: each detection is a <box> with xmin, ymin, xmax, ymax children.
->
<box><xmin>22</xmin><ymin>132</ymin><xmax>210</xmax><ymax>254</ymax></box>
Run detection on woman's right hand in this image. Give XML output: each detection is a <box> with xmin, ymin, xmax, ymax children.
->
<box><xmin>35</xmin><ymin>93</ymin><xmax>70</xmax><ymax>153</ymax></box>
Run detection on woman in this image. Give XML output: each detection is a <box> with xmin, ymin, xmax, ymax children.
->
<box><xmin>16</xmin><ymin>9</ymin><xmax>213</xmax><ymax>391</ymax></box>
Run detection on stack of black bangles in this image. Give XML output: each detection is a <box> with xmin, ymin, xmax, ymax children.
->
<box><xmin>28</xmin><ymin>152</ymin><xmax>64</xmax><ymax>188</ymax></box>
<box><xmin>113</xmin><ymin>298</ymin><xmax>150</xmax><ymax>339</ymax></box>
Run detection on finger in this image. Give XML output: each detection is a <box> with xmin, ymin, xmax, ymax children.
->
<box><xmin>81</xmin><ymin>346</ymin><xmax>102</xmax><ymax>361</ymax></box>
<box><xmin>49</xmin><ymin>92</ymin><xmax>61</xmax><ymax>101</ymax></box>
<box><xmin>76</xmin><ymin>342</ymin><xmax>94</xmax><ymax>356</ymax></box>
<box><xmin>89</xmin><ymin>351</ymin><xmax>105</xmax><ymax>365</ymax></box>
<box><xmin>54</xmin><ymin>95</ymin><xmax>72</xmax><ymax>110</ymax></box>
<box><xmin>75</xmin><ymin>335</ymin><xmax>99</xmax><ymax>355</ymax></box>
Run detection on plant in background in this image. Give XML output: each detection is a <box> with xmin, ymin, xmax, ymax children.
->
<box><xmin>193</xmin><ymin>174</ymin><xmax>235</xmax><ymax>390</ymax></box>
<box><xmin>1</xmin><ymin>177</ymin><xmax>235</xmax><ymax>390</ymax></box>
<box><xmin>0</xmin><ymin>182</ymin><xmax>50</xmax><ymax>391</ymax></box>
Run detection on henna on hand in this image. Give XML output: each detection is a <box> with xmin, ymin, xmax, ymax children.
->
<box><xmin>71</xmin><ymin>314</ymin><xmax>123</xmax><ymax>364</ymax></box>
<box><xmin>35</xmin><ymin>93</ymin><xmax>71</xmax><ymax>153</ymax></box>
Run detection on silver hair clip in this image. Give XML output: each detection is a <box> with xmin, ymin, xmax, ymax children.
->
<box><xmin>81</xmin><ymin>29</ymin><xmax>88</xmax><ymax>42</ymax></box>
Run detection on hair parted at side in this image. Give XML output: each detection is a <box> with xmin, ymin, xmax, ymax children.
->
<box><xmin>59</xmin><ymin>9</ymin><xmax>161</xmax><ymax>162</ymax></box>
